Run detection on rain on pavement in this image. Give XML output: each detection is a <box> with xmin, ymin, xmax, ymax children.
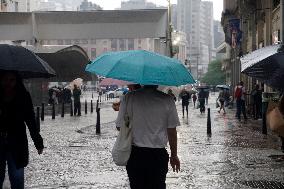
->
<box><xmin>4</xmin><ymin>92</ymin><xmax>284</xmax><ymax>189</ymax></box>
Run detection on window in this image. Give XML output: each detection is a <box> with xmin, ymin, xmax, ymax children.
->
<box><xmin>91</xmin><ymin>48</ymin><xmax>96</xmax><ymax>59</ymax></box>
<box><xmin>58</xmin><ymin>40</ymin><xmax>63</xmax><ymax>45</ymax></box>
<box><xmin>65</xmin><ymin>39</ymin><xmax>71</xmax><ymax>45</ymax></box>
<box><xmin>81</xmin><ymin>39</ymin><xmax>88</xmax><ymax>44</ymax></box>
<box><xmin>14</xmin><ymin>2</ymin><xmax>18</xmax><ymax>12</ymax></box>
<box><xmin>111</xmin><ymin>39</ymin><xmax>117</xmax><ymax>50</ymax></box>
<box><xmin>138</xmin><ymin>39</ymin><xmax>142</xmax><ymax>44</ymax></box>
<box><xmin>119</xmin><ymin>39</ymin><xmax>125</xmax><ymax>50</ymax></box>
<box><xmin>91</xmin><ymin>39</ymin><xmax>96</xmax><ymax>44</ymax></box>
<box><xmin>74</xmin><ymin>39</ymin><xmax>80</xmax><ymax>44</ymax></box>
<box><xmin>128</xmin><ymin>39</ymin><xmax>134</xmax><ymax>50</ymax></box>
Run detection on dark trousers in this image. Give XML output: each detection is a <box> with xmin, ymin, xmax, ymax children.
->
<box><xmin>253</xmin><ymin>102</ymin><xmax>261</xmax><ymax>119</ymax></box>
<box><xmin>182</xmin><ymin>103</ymin><xmax>189</xmax><ymax>117</ymax></box>
<box><xmin>126</xmin><ymin>146</ymin><xmax>169</xmax><ymax>189</ymax></box>
<box><xmin>0</xmin><ymin>138</ymin><xmax>24</xmax><ymax>189</ymax></box>
<box><xmin>74</xmin><ymin>101</ymin><xmax>81</xmax><ymax>116</ymax></box>
<box><xmin>236</xmin><ymin>99</ymin><xmax>247</xmax><ymax>120</ymax></box>
<box><xmin>199</xmin><ymin>99</ymin><xmax>205</xmax><ymax>113</ymax></box>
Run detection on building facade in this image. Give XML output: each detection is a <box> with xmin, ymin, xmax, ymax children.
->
<box><xmin>79</xmin><ymin>0</ymin><xmax>102</xmax><ymax>11</ymax></box>
<box><xmin>221</xmin><ymin>0</ymin><xmax>280</xmax><ymax>93</ymax></box>
<box><xmin>177</xmin><ymin>0</ymin><xmax>214</xmax><ymax>79</ymax></box>
<box><xmin>120</xmin><ymin>0</ymin><xmax>157</xmax><ymax>10</ymax></box>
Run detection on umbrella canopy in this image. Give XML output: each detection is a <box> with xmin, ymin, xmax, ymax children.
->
<box><xmin>0</xmin><ymin>44</ymin><xmax>56</xmax><ymax>78</ymax></box>
<box><xmin>196</xmin><ymin>86</ymin><xmax>209</xmax><ymax>89</ymax></box>
<box><xmin>99</xmin><ymin>78</ymin><xmax>131</xmax><ymax>86</ymax></box>
<box><xmin>241</xmin><ymin>44</ymin><xmax>284</xmax><ymax>89</ymax></box>
<box><xmin>85</xmin><ymin>50</ymin><xmax>195</xmax><ymax>86</ymax></box>
<box><xmin>216</xmin><ymin>85</ymin><xmax>230</xmax><ymax>90</ymax></box>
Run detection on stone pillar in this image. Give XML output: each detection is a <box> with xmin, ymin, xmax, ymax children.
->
<box><xmin>265</xmin><ymin>0</ymin><xmax>272</xmax><ymax>46</ymax></box>
<box><xmin>281</xmin><ymin>0</ymin><xmax>284</xmax><ymax>41</ymax></box>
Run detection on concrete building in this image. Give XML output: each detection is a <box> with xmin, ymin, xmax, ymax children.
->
<box><xmin>0</xmin><ymin>0</ymin><xmax>42</xmax><ymax>12</ymax></box>
<box><xmin>120</xmin><ymin>0</ymin><xmax>157</xmax><ymax>10</ymax></box>
<box><xmin>172</xmin><ymin>31</ymin><xmax>188</xmax><ymax>64</ymax></box>
<box><xmin>0</xmin><ymin>0</ymin><xmax>22</xmax><ymax>12</ymax></box>
<box><xmin>79</xmin><ymin>0</ymin><xmax>102</xmax><ymax>11</ymax></box>
<box><xmin>214</xmin><ymin>20</ymin><xmax>225</xmax><ymax>49</ymax></box>
<box><xmin>177</xmin><ymin>0</ymin><xmax>214</xmax><ymax>79</ymax></box>
<box><xmin>221</xmin><ymin>0</ymin><xmax>280</xmax><ymax>93</ymax></box>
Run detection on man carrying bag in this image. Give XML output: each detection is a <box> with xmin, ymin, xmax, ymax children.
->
<box><xmin>113</xmin><ymin>85</ymin><xmax>180</xmax><ymax>189</ymax></box>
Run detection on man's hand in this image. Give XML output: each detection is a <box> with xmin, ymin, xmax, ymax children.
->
<box><xmin>167</xmin><ymin>128</ymin><xmax>180</xmax><ymax>173</ymax></box>
<box><xmin>170</xmin><ymin>156</ymin><xmax>180</xmax><ymax>173</ymax></box>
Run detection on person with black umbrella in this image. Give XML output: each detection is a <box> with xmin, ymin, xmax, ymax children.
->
<box><xmin>0</xmin><ymin>71</ymin><xmax>44</xmax><ymax>189</ymax></box>
<box><xmin>179</xmin><ymin>88</ymin><xmax>190</xmax><ymax>118</ymax></box>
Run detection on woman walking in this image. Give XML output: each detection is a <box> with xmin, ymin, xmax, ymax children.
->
<box><xmin>0</xmin><ymin>71</ymin><xmax>44</xmax><ymax>189</ymax></box>
<box><xmin>217</xmin><ymin>89</ymin><xmax>226</xmax><ymax>114</ymax></box>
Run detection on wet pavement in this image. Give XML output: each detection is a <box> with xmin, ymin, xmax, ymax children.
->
<box><xmin>4</xmin><ymin>93</ymin><xmax>284</xmax><ymax>188</ymax></box>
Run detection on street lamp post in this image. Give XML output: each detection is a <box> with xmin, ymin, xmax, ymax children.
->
<box><xmin>166</xmin><ymin>0</ymin><xmax>174</xmax><ymax>58</ymax></box>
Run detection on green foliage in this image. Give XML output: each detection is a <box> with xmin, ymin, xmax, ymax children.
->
<box><xmin>201</xmin><ymin>60</ymin><xmax>225</xmax><ymax>85</ymax></box>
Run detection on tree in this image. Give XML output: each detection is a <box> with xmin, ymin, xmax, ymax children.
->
<box><xmin>201</xmin><ymin>60</ymin><xmax>225</xmax><ymax>85</ymax></box>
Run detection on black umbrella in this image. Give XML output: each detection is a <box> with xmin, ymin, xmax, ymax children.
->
<box><xmin>0</xmin><ymin>44</ymin><xmax>56</xmax><ymax>78</ymax></box>
<box><xmin>216</xmin><ymin>85</ymin><xmax>230</xmax><ymax>90</ymax></box>
<box><xmin>241</xmin><ymin>44</ymin><xmax>284</xmax><ymax>89</ymax></box>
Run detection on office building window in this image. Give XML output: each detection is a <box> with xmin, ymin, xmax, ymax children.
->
<box><xmin>58</xmin><ymin>40</ymin><xmax>63</xmax><ymax>45</ymax></box>
<box><xmin>111</xmin><ymin>39</ymin><xmax>117</xmax><ymax>50</ymax></box>
<box><xmin>65</xmin><ymin>39</ymin><xmax>71</xmax><ymax>45</ymax></box>
<box><xmin>74</xmin><ymin>39</ymin><xmax>80</xmax><ymax>44</ymax></box>
<box><xmin>91</xmin><ymin>48</ymin><xmax>96</xmax><ymax>59</ymax></box>
<box><xmin>119</xmin><ymin>39</ymin><xmax>125</xmax><ymax>51</ymax></box>
<box><xmin>91</xmin><ymin>39</ymin><xmax>96</xmax><ymax>44</ymax></box>
<box><xmin>128</xmin><ymin>39</ymin><xmax>134</xmax><ymax>50</ymax></box>
<box><xmin>81</xmin><ymin>39</ymin><xmax>88</xmax><ymax>44</ymax></box>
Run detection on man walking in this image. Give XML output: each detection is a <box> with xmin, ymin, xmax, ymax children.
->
<box><xmin>251</xmin><ymin>84</ymin><xmax>262</xmax><ymax>119</ymax></box>
<box><xmin>73</xmin><ymin>84</ymin><xmax>81</xmax><ymax>116</ymax></box>
<box><xmin>116</xmin><ymin>85</ymin><xmax>180</xmax><ymax>189</ymax></box>
<box><xmin>235</xmin><ymin>81</ymin><xmax>247</xmax><ymax>121</ymax></box>
<box><xmin>179</xmin><ymin>89</ymin><xmax>190</xmax><ymax>118</ymax></box>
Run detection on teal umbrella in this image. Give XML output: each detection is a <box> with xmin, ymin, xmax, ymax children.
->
<box><xmin>85</xmin><ymin>50</ymin><xmax>195</xmax><ymax>86</ymax></box>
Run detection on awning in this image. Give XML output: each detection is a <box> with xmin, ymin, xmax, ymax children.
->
<box><xmin>241</xmin><ymin>44</ymin><xmax>284</xmax><ymax>89</ymax></box>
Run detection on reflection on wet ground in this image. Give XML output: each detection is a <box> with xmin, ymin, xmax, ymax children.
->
<box><xmin>4</xmin><ymin>94</ymin><xmax>284</xmax><ymax>188</ymax></box>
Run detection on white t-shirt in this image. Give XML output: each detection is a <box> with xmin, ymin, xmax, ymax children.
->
<box><xmin>116</xmin><ymin>88</ymin><xmax>180</xmax><ymax>148</ymax></box>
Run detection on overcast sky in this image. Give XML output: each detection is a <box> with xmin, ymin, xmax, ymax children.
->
<box><xmin>90</xmin><ymin>0</ymin><xmax>223</xmax><ymax>20</ymax></box>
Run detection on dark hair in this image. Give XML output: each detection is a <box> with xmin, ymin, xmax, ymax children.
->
<box><xmin>0</xmin><ymin>71</ymin><xmax>27</xmax><ymax>98</ymax></box>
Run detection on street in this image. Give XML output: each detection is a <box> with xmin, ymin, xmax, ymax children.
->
<box><xmin>4</xmin><ymin>93</ymin><xmax>284</xmax><ymax>189</ymax></box>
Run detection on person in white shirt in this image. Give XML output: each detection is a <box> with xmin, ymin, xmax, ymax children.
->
<box><xmin>116</xmin><ymin>85</ymin><xmax>180</xmax><ymax>189</ymax></box>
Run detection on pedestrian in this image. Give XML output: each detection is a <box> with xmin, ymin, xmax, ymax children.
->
<box><xmin>179</xmin><ymin>89</ymin><xmax>190</xmax><ymax>118</ymax></box>
<box><xmin>52</xmin><ymin>90</ymin><xmax>58</xmax><ymax>105</ymax></box>
<box><xmin>0</xmin><ymin>71</ymin><xmax>44</xmax><ymax>189</ymax></box>
<box><xmin>192</xmin><ymin>93</ymin><xmax>197</xmax><ymax>108</ymax></box>
<box><xmin>198</xmin><ymin>88</ymin><xmax>207</xmax><ymax>114</ymax></box>
<box><xmin>217</xmin><ymin>89</ymin><xmax>226</xmax><ymax>114</ymax></box>
<box><xmin>116</xmin><ymin>85</ymin><xmax>180</xmax><ymax>189</ymax></box>
<box><xmin>73</xmin><ymin>84</ymin><xmax>81</xmax><ymax>116</ymax></box>
<box><xmin>234</xmin><ymin>81</ymin><xmax>247</xmax><ymax>121</ymax></box>
<box><xmin>251</xmin><ymin>84</ymin><xmax>262</xmax><ymax>120</ymax></box>
<box><xmin>205</xmin><ymin>90</ymin><xmax>209</xmax><ymax>105</ymax></box>
<box><xmin>167</xmin><ymin>89</ymin><xmax>176</xmax><ymax>102</ymax></box>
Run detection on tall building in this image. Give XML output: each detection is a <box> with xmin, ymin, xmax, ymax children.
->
<box><xmin>79</xmin><ymin>0</ymin><xmax>102</xmax><ymax>11</ymax></box>
<box><xmin>214</xmin><ymin>20</ymin><xmax>225</xmax><ymax>48</ymax></box>
<box><xmin>0</xmin><ymin>0</ymin><xmax>21</xmax><ymax>12</ymax></box>
<box><xmin>177</xmin><ymin>0</ymin><xmax>214</xmax><ymax>79</ymax></box>
<box><xmin>120</xmin><ymin>0</ymin><xmax>157</xmax><ymax>10</ymax></box>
